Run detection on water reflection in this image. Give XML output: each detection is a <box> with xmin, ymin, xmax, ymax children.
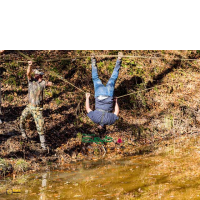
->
<box><xmin>0</xmin><ymin>159</ymin><xmax>168</xmax><ymax>199</ymax></box>
<box><xmin>39</xmin><ymin>173</ymin><xmax>47</xmax><ymax>200</ymax></box>
<box><xmin>2</xmin><ymin>152</ymin><xmax>200</xmax><ymax>199</ymax></box>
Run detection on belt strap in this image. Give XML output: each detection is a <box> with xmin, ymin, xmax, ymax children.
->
<box><xmin>96</xmin><ymin>109</ymin><xmax>109</xmax><ymax>125</ymax></box>
<box><xmin>100</xmin><ymin>111</ymin><xmax>106</xmax><ymax>125</ymax></box>
<box><xmin>96</xmin><ymin>109</ymin><xmax>109</xmax><ymax>113</ymax></box>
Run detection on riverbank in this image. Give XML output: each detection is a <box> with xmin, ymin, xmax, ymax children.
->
<box><xmin>1</xmin><ymin>50</ymin><xmax>200</xmax><ymax>177</ymax></box>
<box><xmin>1</xmin><ymin>132</ymin><xmax>200</xmax><ymax>199</ymax></box>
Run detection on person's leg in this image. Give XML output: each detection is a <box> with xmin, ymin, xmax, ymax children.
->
<box><xmin>20</xmin><ymin>106</ymin><xmax>32</xmax><ymax>138</ymax></box>
<box><xmin>32</xmin><ymin>108</ymin><xmax>46</xmax><ymax>150</ymax></box>
<box><xmin>92</xmin><ymin>58</ymin><xmax>107</xmax><ymax>97</ymax></box>
<box><xmin>106</xmin><ymin>59</ymin><xmax>122</xmax><ymax>97</ymax></box>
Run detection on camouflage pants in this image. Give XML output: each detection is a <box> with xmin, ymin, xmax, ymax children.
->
<box><xmin>20</xmin><ymin>105</ymin><xmax>44</xmax><ymax>136</ymax></box>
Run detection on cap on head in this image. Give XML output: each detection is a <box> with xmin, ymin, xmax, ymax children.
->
<box><xmin>34</xmin><ymin>69</ymin><xmax>44</xmax><ymax>76</ymax></box>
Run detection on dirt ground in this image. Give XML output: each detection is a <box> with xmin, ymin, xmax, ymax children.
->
<box><xmin>1</xmin><ymin>50</ymin><xmax>200</xmax><ymax>175</ymax></box>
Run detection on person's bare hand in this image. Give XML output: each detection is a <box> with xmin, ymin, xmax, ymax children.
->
<box><xmin>86</xmin><ymin>93</ymin><xmax>90</xmax><ymax>99</ymax></box>
<box><xmin>114</xmin><ymin>97</ymin><xmax>118</xmax><ymax>102</ymax></box>
<box><xmin>118</xmin><ymin>52</ymin><xmax>123</xmax><ymax>60</ymax></box>
<box><xmin>28</xmin><ymin>61</ymin><xmax>32</xmax><ymax>65</ymax></box>
<box><xmin>47</xmin><ymin>81</ymin><xmax>53</xmax><ymax>87</ymax></box>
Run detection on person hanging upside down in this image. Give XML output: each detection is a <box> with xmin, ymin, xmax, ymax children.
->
<box><xmin>85</xmin><ymin>52</ymin><xmax>123</xmax><ymax>133</ymax></box>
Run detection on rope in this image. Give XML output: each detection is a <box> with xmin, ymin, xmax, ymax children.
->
<box><xmin>117</xmin><ymin>84</ymin><xmax>167</xmax><ymax>99</ymax></box>
<box><xmin>117</xmin><ymin>77</ymin><xmax>200</xmax><ymax>99</ymax></box>
<box><xmin>17</xmin><ymin>51</ymin><xmax>90</xmax><ymax>95</ymax></box>
<box><xmin>49</xmin><ymin>70</ymin><xmax>87</xmax><ymax>94</ymax></box>
<box><xmin>12</xmin><ymin>51</ymin><xmax>200</xmax><ymax>100</ymax></box>
<box><xmin>2</xmin><ymin>53</ymin><xmax>200</xmax><ymax>63</ymax></box>
<box><xmin>17</xmin><ymin>51</ymin><xmax>34</xmax><ymax>62</ymax></box>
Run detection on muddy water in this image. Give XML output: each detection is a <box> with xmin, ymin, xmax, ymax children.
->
<box><xmin>1</xmin><ymin>152</ymin><xmax>200</xmax><ymax>200</ymax></box>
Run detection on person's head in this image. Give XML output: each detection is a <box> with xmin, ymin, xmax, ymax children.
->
<box><xmin>98</xmin><ymin>124</ymin><xmax>106</xmax><ymax>136</ymax></box>
<box><xmin>34</xmin><ymin>69</ymin><xmax>44</xmax><ymax>82</ymax></box>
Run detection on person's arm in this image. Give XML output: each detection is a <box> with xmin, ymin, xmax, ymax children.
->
<box><xmin>114</xmin><ymin>98</ymin><xmax>119</xmax><ymax>116</ymax></box>
<box><xmin>85</xmin><ymin>93</ymin><xmax>92</xmax><ymax>113</ymax></box>
<box><xmin>27</xmin><ymin>61</ymin><xmax>33</xmax><ymax>80</ymax></box>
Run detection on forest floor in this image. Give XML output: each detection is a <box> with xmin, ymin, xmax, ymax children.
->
<box><xmin>1</xmin><ymin>50</ymin><xmax>200</xmax><ymax>176</ymax></box>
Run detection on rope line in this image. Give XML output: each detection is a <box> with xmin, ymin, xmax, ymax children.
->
<box><xmin>1</xmin><ymin>53</ymin><xmax>200</xmax><ymax>63</ymax></box>
<box><xmin>17</xmin><ymin>51</ymin><xmax>91</xmax><ymax>96</ymax></box>
<box><xmin>13</xmin><ymin>51</ymin><xmax>200</xmax><ymax>100</ymax></box>
<box><xmin>117</xmin><ymin>84</ymin><xmax>167</xmax><ymax>99</ymax></box>
<box><xmin>49</xmin><ymin>70</ymin><xmax>87</xmax><ymax>94</ymax></box>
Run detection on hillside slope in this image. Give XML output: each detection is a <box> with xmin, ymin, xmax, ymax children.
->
<box><xmin>1</xmin><ymin>50</ymin><xmax>200</xmax><ymax>172</ymax></box>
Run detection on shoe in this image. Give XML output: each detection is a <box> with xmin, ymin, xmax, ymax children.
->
<box><xmin>91</xmin><ymin>53</ymin><xmax>96</xmax><ymax>65</ymax></box>
<box><xmin>91</xmin><ymin>53</ymin><xmax>95</xmax><ymax>59</ymax></box>
<box><xmin>39</xmin><ymin>135</ymin><xmax>48</xmax><ymax>151</ymax></box>
<box><xmin>40</xmin><ymin>145</ymin><xmax>50</xmax><ymax>155</ymax></box>
<box><xmin>41</xmin><ymin>142</ymin><xmax>47</xmax><ymax>150</ymax></box>
<box><xmin>118</xmin><ymin>52</ymin><xmax>123</xmax><ymax>60</ymax></box>
<box><xmin>21</xmin><ymin>132</ymin><xmax>28</xmax><ymax>139</ymax></box>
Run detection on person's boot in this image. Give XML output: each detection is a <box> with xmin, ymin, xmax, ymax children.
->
<box><xmin>91</xmin><ymin>53</ymin><xmax>96</xmax><ymax>65</ymax></box>
<box><xmin>39</xmin><ymin>135</ymin><xmax>47</xmax><ymax>151</ymax></box>
<box><xmin>21</xmin><ymin>131</ymin><xmax>28</xmax><ymax>140</ymax></box>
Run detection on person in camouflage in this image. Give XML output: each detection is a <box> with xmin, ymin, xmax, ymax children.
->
<box><xmin>20</xmin><ymin>61</ymin><xmax>52</xmax><ymax>150</ymax></box>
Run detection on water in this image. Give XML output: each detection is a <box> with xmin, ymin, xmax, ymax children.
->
<box><xmin>0</xmin><ymin>158</ymin><xmax>150</xmax><ymax>200</ymax></box>
<box><xmin>1</xmin><ymin>147</ymin><xmax>200</xmax><ymax>200</ymax></box>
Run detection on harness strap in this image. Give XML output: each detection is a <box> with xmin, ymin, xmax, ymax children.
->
<box><xmin>100</xmin><ymin>111</ymin><xmax>106</xmax><ymax>125</ymax></box>
<box><xmin>96</xmin><ymin>109</ymin><xmax>109</xmax><ymax>113</ymax></box>
<box><xmin>96</xmin><ymin>109</ymin><xmax>109</xmax><ymax>126</ymax></box>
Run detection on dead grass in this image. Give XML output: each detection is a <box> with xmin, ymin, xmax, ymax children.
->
<box><xmin>1</xmin><ymin>50</ymin><xmax>200</xmax><ymax>172</ymax></box>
